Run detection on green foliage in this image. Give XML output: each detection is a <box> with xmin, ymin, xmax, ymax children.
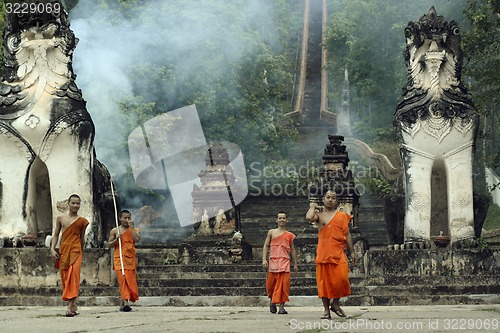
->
<box><xmin>324</xmin><ymin>0</ymin><xmax>499</xmax><ymax>196</ymax></box>
<box><xmin>462</xmin><ymin>0</ymin><xmax>500</xmax><ymax>173</ymax></box>
<box><xmin>67</xmin><ymin>0</ymin><xmax>302</xmax><ymax>205</ymax></box>
<box><xmin>351</xmin><ymin>122</ymin><xmax>398</xmax><ymax>142</ymax></box>
<box><xmin>460</xmin><ymin>237</ymin><xmax>489</xmax><ymax>250</ymax></box>
<box><xmin>440</xmin><ymin>267</ymin><xmax>455</xmax><ymax>276</ymax></box>
<box><xmin>162</xmin><ymin>253</ymin><xmax>178</xmax><ymax>265</ymax></box>
<box><xmin>476</xmin><ymin>237</ymin><xmax>489</xmax><ymax>250</ymax></box>
<box><xmin>483</xmin><ymin>203</ymin><xmax>500</xmax><ymax>230</ymax></box>
<box><xmin>368</xmin><ymin>177</ymin><xmax>392</xmax><ymax>196</ymax></box>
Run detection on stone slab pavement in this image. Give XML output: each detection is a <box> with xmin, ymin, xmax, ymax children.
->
<box><xmin>0</xmin><ymin>304</ymin><xmax>499</xmax><ymax>333</ymax></box>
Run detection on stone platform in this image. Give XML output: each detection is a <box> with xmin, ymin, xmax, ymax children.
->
<box><xmin>0</xmin><ymin>247</ymin><xmax>498</xmax><ymax>306</ymax></box>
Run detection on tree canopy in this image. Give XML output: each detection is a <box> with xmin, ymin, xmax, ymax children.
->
<box><xmin>462</xmin><ymin>0</ymin><xmax>500</xmax><ymax>172</ymax></box>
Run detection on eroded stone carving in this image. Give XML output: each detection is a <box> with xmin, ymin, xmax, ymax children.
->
<box><xmin>0</xmin><ymin>1</ymin><xmax>114</xmax><ymax>246</ymax></box>
<box><xmin>192</xmin><ymin>142</ymin><xmax>241</xmax><ymax>236</ymax></box>
<box><xmin>393</xmin><ymin>7</ymin><xmax>478</xmax><ymax>246</ymax></box>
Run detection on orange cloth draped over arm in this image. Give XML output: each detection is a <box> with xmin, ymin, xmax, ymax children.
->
<box><xmin>59</xmin><ymin>217</ymin><xmax>89</xmax><ymax>301</ymax></box>
<box><xmin>266</xmin><ymin>231</ymin><xmax>295</xmax><ymax>303</ymax></box>
<box><xmin>315</xmin><ymin>212</ymin><xmax>351</xmax><ymax>299</ymax></box>
<box><xmin>114</xmin><ymin>228</ymin><xmax>139</xmax><ymax>302</ymax></box>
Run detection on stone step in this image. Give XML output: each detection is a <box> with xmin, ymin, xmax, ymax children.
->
<box><xmin>134</xmin><ymin>286</ymin><xmax>388</xmax><ymax>297</ymax></box>
<box><xmin>135</xmin><ymin>263</ymin><xmax>309</xmax><ymax>273</ymax></box>
<box><xmin>137</xmin><ymin>270</ymin><xmax>317</xmax><ymax>279</ymax></box>
<box><xmin>1</xmin><ymin>293</ymin><xmax>497</xmax><ymax>307</ymax></box>
<box><xmin>2</xmin><ymin>282</ymin><xmax>496</xmax><ymax>298</ymax></box>
<box><xmin>135</xmin><ymin>263</ymin><xmax>499</xmax><ymax>286</ymax></box>
<box><xmin>365</xmin><ymin>275</ymin><xmax>500</xmax><ymax>286</ymax></box>
<box><xmin>137</xmin><ymin>277</ymin><xmax>316</xmax><ymax>288</ymax></box>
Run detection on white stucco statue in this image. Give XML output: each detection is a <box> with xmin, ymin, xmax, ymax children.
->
<box><xmin>0</xmin><ymin>1</ymin><xmax>113</xmax><ymax>246</ymax></box>
<box><xmin>393</xmin><ymin>7</ymin><xmax>478</xmax><ymax>247</ymax></box>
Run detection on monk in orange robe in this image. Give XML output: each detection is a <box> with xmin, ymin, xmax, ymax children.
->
<box><xmin>50</xmin><ymin>194</ymin><xmax>89</xmax><ymax>317</ymax></box>
<box><xmin>306</xmin><ymin>190</ymin><xmax>356</xmax><ymax>319</ymax></box>
<box><xmin>108</xmin><ymin>209</ymin><xmax>140</xmax><ymax>312</ymax></box>
<box><xmin>262</xmin><ymin>211</ymin><xmax>298</xmax><ymax>314</ymax></box>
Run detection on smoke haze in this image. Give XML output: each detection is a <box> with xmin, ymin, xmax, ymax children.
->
<box><xmin>68</xmin><ymin>0</ymin><xmax>288</xmax><ymax>237</ymax></box>
<box><xmin>69</xmin><ymin>1</ymin><xmax>281</xmax><ymax>188</ymax></box>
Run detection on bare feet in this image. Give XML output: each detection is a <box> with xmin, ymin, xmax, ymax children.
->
<box><xmin>330</xmin><ymin>305</ymin><xmax>346</xmax><ymax>317</ymax></box>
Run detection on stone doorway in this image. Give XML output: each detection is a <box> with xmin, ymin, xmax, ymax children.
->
<box><xmin>27</xmin><ymin>157</ymin><xmax>53</xmax><ymax>238</ymax></box>
<box><xmin>430</xmin><ymin>159</ymin><xmax>449</xmax><ymax>238</ymax></box>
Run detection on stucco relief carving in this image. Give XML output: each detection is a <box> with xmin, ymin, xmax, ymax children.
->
<box><xmin>421</xmin><ymin>116</ymin><xmax>451</xmax><ymax>142</ymax></box>
<box><xmin>453</xmin><ymin>191</ymin><xmax>471</xmax><ymax>207</ymax></box>
<box><xmin>0</xmin><ymin>1</ymin><xmax>113</xmax><ymax>246</ymax></box>
<box><xmin>393</xmin><ymin>8</ymin><xmax>478</xmax><ymax>246</ymax></box>
<box><xmin>410</xmin><ymin>193</ymin><xmax>429</xmax><ymax>210</ymax></box>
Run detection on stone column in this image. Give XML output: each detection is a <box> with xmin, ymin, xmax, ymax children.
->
<box><xmin>400</xmin><ymin>145</ymin><xmax>434</xmax><ymax>242</ymax></box>
<box><xmin>444</xmin><ymin>143</ymin><xmax>475</xmax><ymax>242</ymax></box>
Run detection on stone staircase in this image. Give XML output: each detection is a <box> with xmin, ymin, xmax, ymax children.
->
<box><xmin>112</xmin><ymin>247</ymin><xmax>500</xmax><ymax>306</ymax></box>
<box><xmin>136</xmin><ymin>257</ymin><xmax>316</xmax><ymax>298</ymax></box>
<box><xmin>357</xmin><ymin>195</ymin><xmax>388</xmax><ymax>247</ymax></box>
<box><xmin>239</xmin><ymin>194</ymin><xmax>387</xmax><ymax>250</ymax></box>
<box><xmin>0</xmin><ymin>246</ymin><xmax>499</xmax><ymax>307</ymax></box>
<box><xmin>239</xmin><ymin>195</ymin><xmax>311</xmax><ymax>250</ymax></box>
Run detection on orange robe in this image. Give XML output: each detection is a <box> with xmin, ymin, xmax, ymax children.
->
<box><xmin>266</xmin><ymin>231</ymin><xmax>295</xmax><ymax>304</ymax></box>
<box><xmin>113</xmin><ymin>228</ymin><xmax>139</xmax><ymax>302</ymax></box>
<box><xmin>315</xmin><ymin>211</ymin><xmax>351</xmax><ymax>299</ymax></box>
<box><xmin>59</xmin><ymin>217</ymin><xmax>89</xmax><ymax>301</ymax></box>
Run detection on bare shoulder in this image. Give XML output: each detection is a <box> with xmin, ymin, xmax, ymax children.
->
<box><xmin>316</xmin><ymin>210</ymin><xmax>331</xmax><ymax>226</ymax></box>
<box><xmin>57</xmin><ymin>214</ymin><xmax>71</xmax><ymax>225</ymax></box>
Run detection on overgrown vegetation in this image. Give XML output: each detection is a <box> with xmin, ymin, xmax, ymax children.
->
<box><xmin>483</xmin><ymin>204</ymin><xmax>500</xmax><ymax>230</ymax></box>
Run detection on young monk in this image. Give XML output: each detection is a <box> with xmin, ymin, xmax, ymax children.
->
<box><xmin>262</xmin><ymin>211</ymin><xmax>298</xmax><ymax>314</ymax></box>
<box><xmin>50</xmin><ymin>194</ymin><xmax>89</xmax><ymax>317</ymax></box>
<box><xmin>108</xmin><ymin>209</ymin><xmax>140</xmax><ymax>312</ymax></box>
<box><xmin>306</xmin><ymin>190</ymin><xmax>356</xmax><ymax>319</ymax></box>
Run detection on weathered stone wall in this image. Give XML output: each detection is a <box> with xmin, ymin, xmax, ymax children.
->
<box><xmin>0</xmin><ymin>248</ymin><xmax>113</xmax><ymax>288</ymax></box>
<box><xmin>365</xmin><ymin>248</ymin><xmax>500</xmax><ymax>277</ymax></box>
